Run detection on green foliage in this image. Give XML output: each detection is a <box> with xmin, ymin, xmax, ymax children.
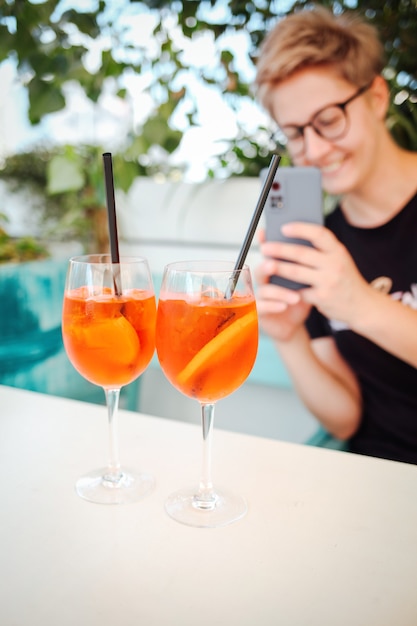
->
<box><xmin>0</xmin><ymin>225</ymin><xmax>49</xmax><ymax>264</ymax></box>
<box><xmin>0</xmin><ymin>0</ymin><xmax>414</xmax><ymax>263</ymax></box>
<box><xmin>0</xmin><ymin>0</ymin><xmax>415</xmax><ymax>183</ymax></box>
<box><xmin>0</xmin><ymin>145</ymin><xmax>147</xmax><ymax>252</ymax></box>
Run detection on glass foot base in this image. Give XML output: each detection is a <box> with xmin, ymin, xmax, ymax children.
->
<box><xmin>165</xmin><ymin>487</ymin><xmax>247</xmax><ymax>528</ymax></box>
<box><xmin>76</xmin><ymin>467</ymin><xmax>155</xmax><ymax>504</ymax></box>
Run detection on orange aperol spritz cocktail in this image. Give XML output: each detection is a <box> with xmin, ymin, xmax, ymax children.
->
<box><xmin>156</xmin><ymin>260</ymin><xmax>258</xmax><ymax>527</ymax></box>
<box><xmin>156</xmin><ymin>293</ymin><xmax>257</xmax><ymax>402</ymax></box>
<box><xmin>62</xmin><ymin>255</ymin><xmax>156</xmax><ymax>504</ymax></box>
<box><xmin>63</xmin><ymin>287</ymin><xmax>156</xmax><ymax>388</ymax></box>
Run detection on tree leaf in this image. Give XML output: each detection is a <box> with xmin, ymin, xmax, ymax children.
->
<box><xmin>28</xmin><ymin>79</ymin><xmax>66</xmax><ymax>124</ymax></box>
<box><xmin>46</xmin><ymin>155</ymin><xmax>85</xmax><ymax>195</ymax></box>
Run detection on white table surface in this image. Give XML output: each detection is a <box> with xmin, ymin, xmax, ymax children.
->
<box><xmin>1</xmin><ymin>385</ymin><xmax>417</xmax><ymax>626</ymax></box>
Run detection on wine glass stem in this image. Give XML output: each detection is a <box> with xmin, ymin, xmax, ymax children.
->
<box><xmin>195</xmin><ymin>402</ymin><xmax>217</xmax><ymax>510</ymax></box>
<box><xmin>104</xmin><ymin>388</ymin><xmax>123</xmax><ymax>482</ymax></box>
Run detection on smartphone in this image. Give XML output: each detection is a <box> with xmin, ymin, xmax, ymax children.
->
<box><xmin>263</xmin><ymin>166</ymin><xmax>323</xmax><ymax>289</ymax></box>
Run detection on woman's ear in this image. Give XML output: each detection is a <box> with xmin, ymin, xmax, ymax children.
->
<box><xmin>368</xmin><ymin>75</ymin><xmax>390</xmax><ymax>120</ymax></box>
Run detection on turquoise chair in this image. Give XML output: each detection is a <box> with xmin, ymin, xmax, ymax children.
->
<box><xmin>305</xmin><ymin>426</ymin><xmax>348</xmax><ymax>451</ymax></box>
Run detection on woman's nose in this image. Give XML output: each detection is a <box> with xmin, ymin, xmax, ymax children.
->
<box><xmin>303</xmin><ymin>125</ymin><xmax>333</xmax><ymax>162</ymax></box>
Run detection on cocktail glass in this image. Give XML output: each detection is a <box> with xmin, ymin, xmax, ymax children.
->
<box><xmin>156</xmin><ymin>260</ymin><xmax>258</xmax><ymax>527</ymax></box>
<box><xmin>62</xmin><ymin>254</ymin><xmax>156</xmax><ymax>504</ymax></box>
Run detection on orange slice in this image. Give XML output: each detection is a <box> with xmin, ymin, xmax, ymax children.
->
<box><xmin>81</xmin><ymin>316</ymin><xmax>140</xmax><ymax>362</ymax></box>
<box><xmin>177</xmin><ymin>310</ymin><xmax>257</xmax><ymax>386</ymax></box>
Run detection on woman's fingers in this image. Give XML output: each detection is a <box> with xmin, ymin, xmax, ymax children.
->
<box><xmin>256</xmin><ymin>282</ymin><xmax>301</xmax><ymax>310</ymax></box>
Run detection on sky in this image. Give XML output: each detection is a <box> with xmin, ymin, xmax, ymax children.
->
<box><xmin>0</xmin><ymin>0</ymin><xmax>276</xmax><ymax>182</ymax></box>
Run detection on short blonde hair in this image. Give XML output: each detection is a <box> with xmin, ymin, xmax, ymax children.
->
<box><xmin>256</xmin><ymin>6</ymin><xmax>385</xmax><ymax>115</ymax></box>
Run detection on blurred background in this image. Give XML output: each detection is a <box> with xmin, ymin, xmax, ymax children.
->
<box><xmin>0</xmin><ymin>0</ymin><xmax>416</xmax><ymax>252</ymax></box>
<box><xmin>0</xmin><ymin>0</ymin><xmax>416</xmax><ymax>443</ymax></box>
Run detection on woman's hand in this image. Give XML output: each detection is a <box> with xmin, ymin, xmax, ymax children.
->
<box><xmin>255</xmin><ymin>253</ymin><xmax>312</xmax><ymax>343</ymax></box>
<box><xmin>261</xmin><ymin>222</ymin><xmax>370</xmax><ymax>326</ymax></box>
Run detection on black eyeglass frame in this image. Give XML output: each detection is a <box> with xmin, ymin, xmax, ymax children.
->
<box><xmin>276</xmin><ymin>82</ymin><xmax>372</xmax><ymax>155</ymax></box>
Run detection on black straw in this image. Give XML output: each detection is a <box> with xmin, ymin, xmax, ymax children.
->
<box><xmin>102</xmin><ymin>152</ymin><xmax>122</xmax><ymax>296</ymax></box>
<box><xmin>225</xmin><ymin>153</ymin><xmax>281</xmax><ymax>298</ymax></box>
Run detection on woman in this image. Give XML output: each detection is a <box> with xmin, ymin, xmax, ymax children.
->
<box><xmin>255</xmin><ymin>6</ymin><xmax>417</xmax><ymax>463</ymax></box>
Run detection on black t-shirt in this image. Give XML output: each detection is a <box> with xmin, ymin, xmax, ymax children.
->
<box><xmin>306</xmin><ymin>192</ymin><xmax>417</xmax><ymax>464</ymax></box>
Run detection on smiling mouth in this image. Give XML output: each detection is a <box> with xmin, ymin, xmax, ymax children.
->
<box><xmin>321</xmin><ymin>159</ymin><xmax>344</xmax><ymax>174</ymax></box>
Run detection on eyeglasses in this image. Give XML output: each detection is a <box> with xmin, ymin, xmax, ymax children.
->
<box><xmin>276</xmin><ymin>83</ymin><xmax>371</xmax><ymax>156</ymax></box>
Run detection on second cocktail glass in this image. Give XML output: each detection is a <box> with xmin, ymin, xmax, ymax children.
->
<box><xmin>156</xmin><ymin>260</ymin><xmax>258</xmax><ymax>527</ymax></box>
